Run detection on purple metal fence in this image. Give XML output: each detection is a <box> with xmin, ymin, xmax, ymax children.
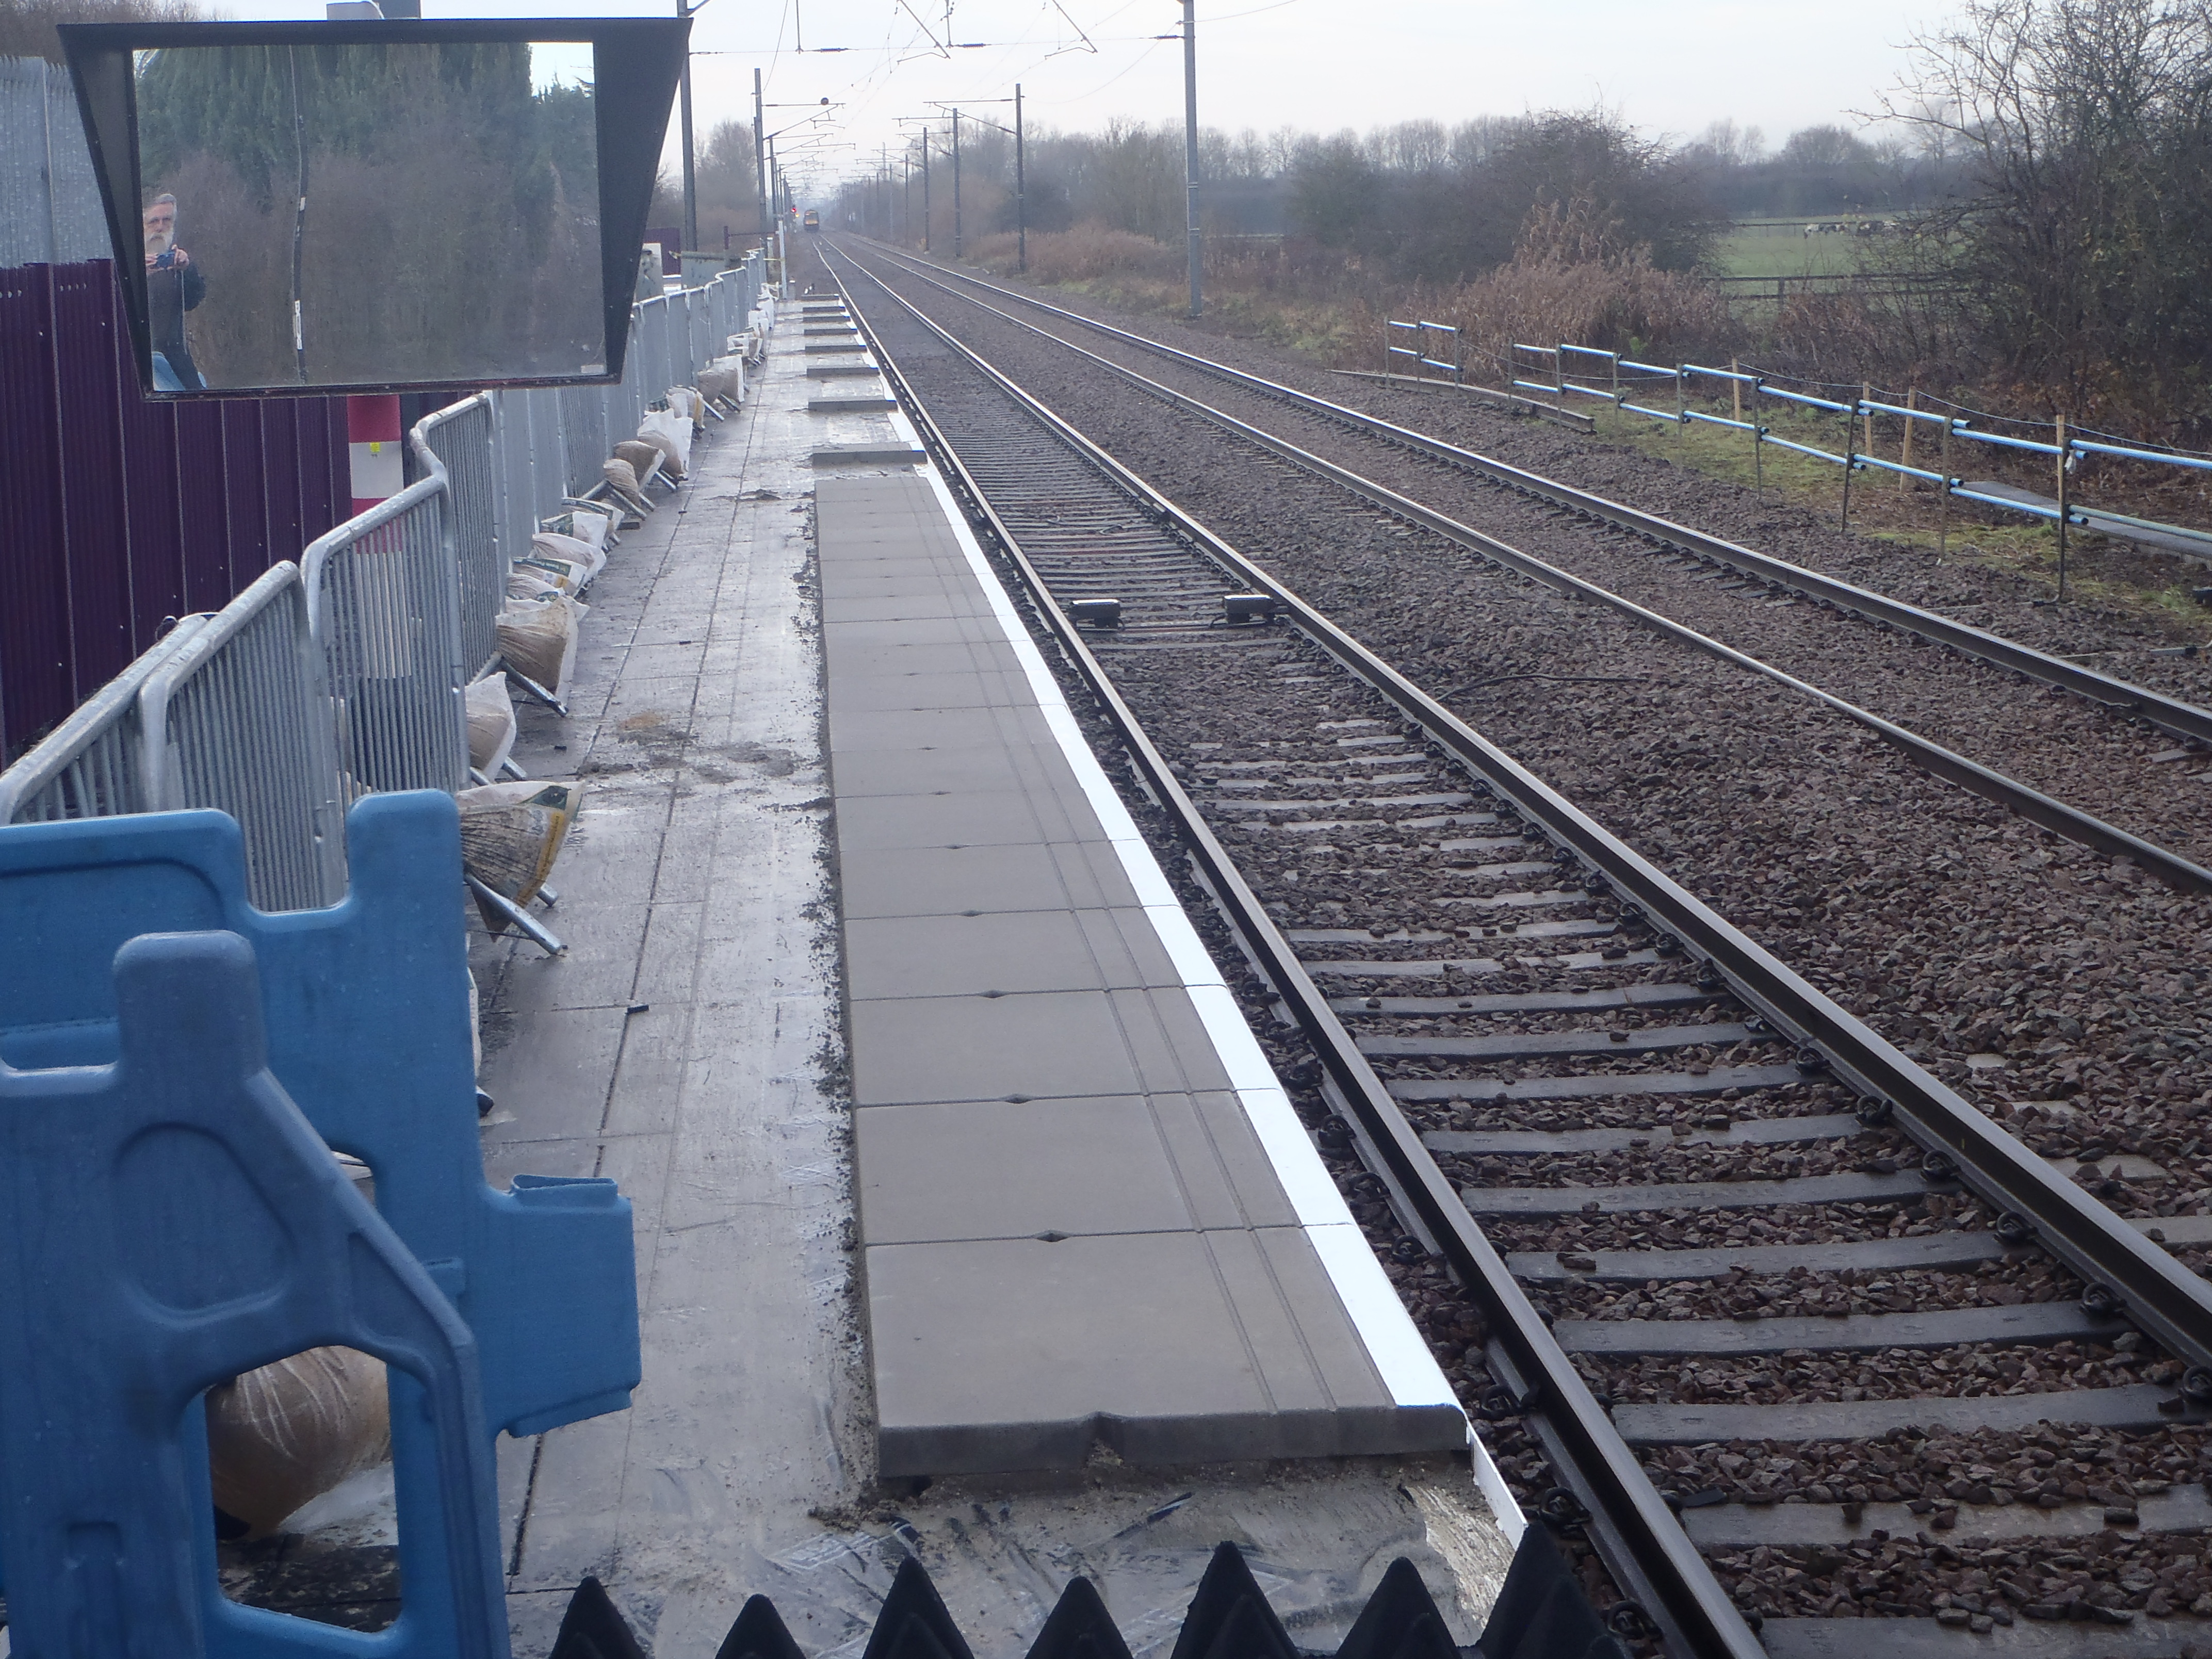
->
<box><xmin>0</xmin><ymin>259</ymin><xmax>350</xmax><ymax>761</ymax></box>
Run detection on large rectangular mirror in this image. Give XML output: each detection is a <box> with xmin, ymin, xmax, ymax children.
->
<box><xmin>62</xmin><ymin>18</ymin><xmax>686</xmax><ymax>398</ymax></box>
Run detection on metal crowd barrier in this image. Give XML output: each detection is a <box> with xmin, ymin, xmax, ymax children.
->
<box><xmin>302</xmin><ymin>459</ymin><xmax>467</xmax><ymax>806</ymax></box>
<box><xmin>0</xmin><ymin>253</ymin><xmax>769</xmax><ymax>907</ymax></box>
<box><xmin>140</xmin><ymin>564</ymin><xmax>350</xmax><ymax>912</ymax></box>
<box><xmin>0</xmin><ymin>614</ymin><xmax>208</xmax><ymax>824</ymax></box>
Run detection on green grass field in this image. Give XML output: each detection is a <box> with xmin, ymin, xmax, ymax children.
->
<box><xmin>1710</xmin><ymin>225</ymin><xmax>1869</xmax><ymax>280</ymax></box>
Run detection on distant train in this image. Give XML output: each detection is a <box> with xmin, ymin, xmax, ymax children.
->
<box><xmin>802</xmin><ymin>209</ymin><xmax>820</xmax><ymax>232</ymax></box>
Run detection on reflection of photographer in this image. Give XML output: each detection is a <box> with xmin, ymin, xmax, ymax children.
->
<box><xmin>142</xmin><ymin>193</ymin><xmax>206</xmax><ymax>391</ymax></box>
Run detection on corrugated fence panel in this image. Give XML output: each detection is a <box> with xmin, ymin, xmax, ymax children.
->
<box><xmin>175</xmin><ymin>400</ymin><xmax>235</xmax><ymax>615</ymax></box>
<box><xmin>0</xmin><ymin>58</ymin><xmax>107</xmax><ymax>269</ymax></box>
<box><xmin>220</xmin><ymin>402</ymin><xmax>272</xmax><ymax>598</ymax></box>
<box><xmin>0</xmin><ymin>261</ymin><xmax>355</xmax><ymax>760</ymax></box>
<box><xmin>119</xmin><ymin>361</ymin><xmax>186</xmax><ymax>649</ymax></box>
<box><xmin>0</xmin><ymin>265</ymin><xmax>74</xmax><ymax>754</ymax></box>
<box><xmin>0</xmin><ymin>57</ymin><xmax>359</xmax><ymax>758</ymax></box>
<box><xmin>51</xmin><ymin>263</ymin><xmax>134</xmax><ymax>700</ymax></box>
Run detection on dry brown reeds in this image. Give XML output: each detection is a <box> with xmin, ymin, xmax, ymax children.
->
<box><xmin>1342</xmin><ymin>198</ymin><xmax>1738</xmax><ymax>382</ymax></box>
<box><xmin>965</xmin><ymin>224</ymin><xmax>1178</xmax><ymax>285</ymax></box>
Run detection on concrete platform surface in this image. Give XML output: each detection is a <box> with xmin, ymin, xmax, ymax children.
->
<box><xmin>817</xmin><ymin>464</ymin><xmax>1469</xmax><ymax>1479</ymax></box>
<box><xmin>384</xmin><ymin>289</ymin><xmax>1515</xmax><ymax>1653</ymax></box>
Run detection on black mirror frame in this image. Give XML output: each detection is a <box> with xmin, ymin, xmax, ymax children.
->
<box><xmin>58</xmin><ymin>15</ymin><xmax>688</xmax><ymax>399</ymax></box>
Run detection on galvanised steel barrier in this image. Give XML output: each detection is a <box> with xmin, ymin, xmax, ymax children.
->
<box><xmin>302</xmin><ymin>464</ymin><xmax>467</xmax><ymax>801</ymax></box>
<box><xmin>415</xmin><ymin>396</ymin><xmax>506</xmax><ymax>678</ymax></box>
<box><xmin>0</xmin><ymin>256</ymin><xmax>768</xmax><ymax>907</ymax></box>
<box><xmin>138</xmin><ymin>562</ymin><xmax>349</xmax><ymax>912</ymax></box>
<box><xmin>0</xmin><ymin>615</ymin><xmax>209</xmax><ymax>824</ymax></box>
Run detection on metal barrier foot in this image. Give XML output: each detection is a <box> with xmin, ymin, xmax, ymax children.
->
<box><xmin>503</xmin><ymin>669</ymin><xmax>568</xmax><ymax>718</ymax></box>
<box><xmin>467</xmin><ymin>873</ymin><xmax>565</xmax><ymax>955</ymax></box>
<box><xmin>561</xmin><ymin>498</ymin><xmax>627</xmax><ymax>542</ymax></box>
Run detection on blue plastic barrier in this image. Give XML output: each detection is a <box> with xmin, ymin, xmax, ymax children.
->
<box><xmin>0</xmin><ymin>792</ymin><xmax>640</xmax><ymax>1441</ymax></box>
<box><xmin>0</xmin><ymin>930</ymin><xmax>507</xmax><ymax>1657</ymax></box>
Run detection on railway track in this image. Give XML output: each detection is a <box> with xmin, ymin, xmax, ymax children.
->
<box><xmin>811</xmin><ymin>244</ymin><xmax>2212</xmax><ymax>1659</ymax></box>
<box><xmin>839</xmin><ymin>239</ymin><xmax>2212</xmax><ymax>882</ymax></box>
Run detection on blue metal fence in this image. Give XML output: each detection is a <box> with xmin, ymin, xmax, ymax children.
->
<box><xmin>1510</xmin><ymin>341</ymin><xmax>2212</xmax><ymax>584</ymax></box>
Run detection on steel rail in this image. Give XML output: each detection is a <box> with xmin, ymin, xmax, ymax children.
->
<box><xmin>852</xmin><ymin>238</ymin><xmax>2212</xmax><ymax>751</ymax></box>
<box><xmin>841</xmin><ymin>241</ymin><xmax>2212</xmax><ymax>900</ymax></box>
<box><xmin>831</xmin><ymin>241</ymin><xmax>2212</xmax><ymax>1650</ymax></box>
<box><xmin>834</xmin><ymin>243</ymin><xmax>2212</xmax><ymax>1368</ymax></box>
<box><xmin>823</xmin><ymin>244</ymin><xmax>1764</xmax><ymax>1659</ymax></box>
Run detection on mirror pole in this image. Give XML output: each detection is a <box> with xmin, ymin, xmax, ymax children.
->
<box><xmin>678</xmin><ymin>0</ymin><xmax>697</xmax><ymax>256</ymax></box>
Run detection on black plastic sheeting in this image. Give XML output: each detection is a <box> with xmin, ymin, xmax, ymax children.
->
<box><xmin>548</xmin><ymin>1530</ymin><xmax>1627</xmax><ymax>1659</ymax></box>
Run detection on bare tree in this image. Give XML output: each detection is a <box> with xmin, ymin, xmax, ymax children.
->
<box><xmin>1697</xmin><ymin>118</ymin><xmax>1767</xmax><ymax>166</ymax></box>
<box><xmin>1</xmin><ymin>0</ymin><xmax>197</xmax><ymax>63</ymax></box>
<box><xmin>1883</xmin><ymin>0</ymin><xmax>2212</xmax><ymax>425</ymax></box>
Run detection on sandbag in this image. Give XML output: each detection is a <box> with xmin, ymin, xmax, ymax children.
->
<box><xmin>459</xmin><ymin>780</ymin><xmax>580</xmax><ymax>916</ymax></box>
<box><xmin>565</xmin><ymin>508</ymin><xmax>613</xmax><ymax>550</ymax></box>
<box><xmin>514</xmin><ymin>556</ymin><xmax>591</xmax><ymax>595</ymax></box>
<box><xmin>665</xmin><ymin>386</ymin><xmax>700</xmax><ymax>421</ymax></box>
<box><xmin>495</xmin><ymin>593</ymin><xmax>585</xmax><ymax>698</ymax></box>
<box><xmin>465</xmin><ymin>674</ymin><xmax>517</xmax><ymax>776</ymax></box>
<box><xmin>207</xmin><ymin>1347</ymin><xmax>392</xmax><ymax>1538</ymax></box>
<box><xmin>698</xmin><ymin>364</ymin><xmax>742</xmax><ymax>405</ymax></box>
<box><xmin>540</xmin><ymin>507</ymin><xmax>611</xmax><ymax>553</ymax></box>
<box><xmin>638</xmin><ymin>408</ymin><xmax>692</xmax><ymax>474</ymax></box>
<box><xmin>603</xmin><ymin>456</ymin><xmax>643</xmax><ymax>500</ymax></box>
<box><xmin>507</xmin><ymin>565</ymin><xmax>561</xmax><ymax>602</ymax></box>
<box><xmin>612</xmin><ymin>441</ymin><xmax>663</xmax><ymax>484</ymax></box>
<box><xmin>530</xmin><ymin>530</ymin><xmax>606</xmax><ymax>585</ymax></box>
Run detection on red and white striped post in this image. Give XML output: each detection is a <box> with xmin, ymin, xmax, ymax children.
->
<box><xmin>347</xmin><ymin>394</ymin><xmax>403</xmax><ymax>516</ymax></box>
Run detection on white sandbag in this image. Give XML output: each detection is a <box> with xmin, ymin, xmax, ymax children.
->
<box><xmin>465</xmin><ymin>674</ymin><xmax>517</xmax><ymax>776</ymax></box>
<box><xmin>459</xmin><ymin>780</ymin><xmax>580</xmax><ymax>914</ymax></box>
<box><xmin>665</xmin><ymin>387</ymin><xmax>700</xmax><ymax>421</ymax></box>
<box><xmin>542</xmin><ymin>508</ymin><xmax>610</xmax><ymax>553</ymax></box>
<box><xmin>207</xmin><ymin>1347</ymin><xmax>392</xmax><ymax>1538</ymax></box>
<box><xmin>637</xmin><ymin>409</ymin><xmax>692</xmax><ymax>475</ymax></box>
<box><xmin>495</xmin><ymin>593</ymin><xmax>585</xmax><ymax>698</ymax></box>
<box><xmin>530</xmin><ymin>530</ymin><xmax>606</xmax><ymax>585</ymax></box>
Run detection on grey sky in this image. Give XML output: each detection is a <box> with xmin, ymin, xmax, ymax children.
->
<box><xmin>215</xmin><ymin>0</ymin><xmax>1956</xmax><ymax>195</ymax></box>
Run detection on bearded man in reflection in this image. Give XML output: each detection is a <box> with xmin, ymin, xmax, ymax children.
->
<box><xmin>143</xmin><ymin>193</ymin><xmax>206</xmax><ymax>391</ymax></box>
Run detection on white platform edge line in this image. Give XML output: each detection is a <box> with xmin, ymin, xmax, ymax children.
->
<box><xmin>892</xmin><ymin>409</ymin><xmax>1465</xmax><ymax>1423</ymax></box>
